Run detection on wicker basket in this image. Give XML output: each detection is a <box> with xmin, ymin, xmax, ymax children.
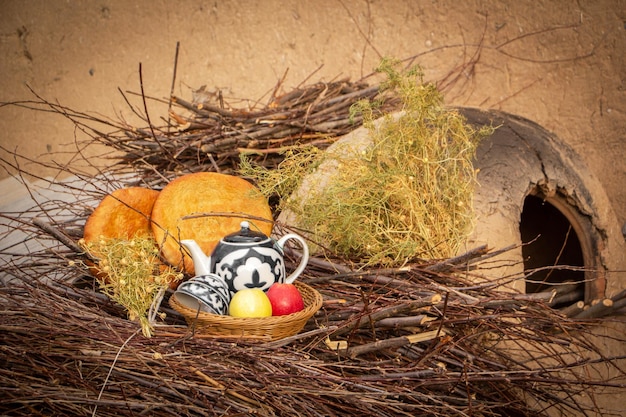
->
<box><xmin>169</xmin><ymin>282</ymin><xmax>323</xmax><ymax>341</ymax></box>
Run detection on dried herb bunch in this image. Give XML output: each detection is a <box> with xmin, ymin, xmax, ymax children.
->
<box><xmin>242</xmin><ymin>60</ymin><xmax>493</xmax><ymax>266</ymax></box>
<box><xmin>80</xmin><ymin>236</ymin><xmax>182</xmax><ymax>337</ymax></box>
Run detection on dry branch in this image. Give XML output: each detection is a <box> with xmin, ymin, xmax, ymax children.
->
<box><xmin>345</xmin><ymin>330</ymin><xmax>444</xmax><ymax>359</ymax></box>
<box><xmin>574</xmin><ymin>298</ymin><xmax>614</xmax><ymax>319</ymax></box>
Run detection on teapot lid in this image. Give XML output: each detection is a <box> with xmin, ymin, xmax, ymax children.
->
<box><xmin>222</xmin><ymin>221</ymin><xmax>269</xmax><ymax>243</ymax></box>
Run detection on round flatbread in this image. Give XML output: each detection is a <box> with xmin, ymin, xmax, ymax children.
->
<box><xmin>150</xmin><ymin>172</ymin><xmax>273</xmax><ymax>274</ymax></box>
<box><xmin>84</xmin><ymin>187</ymin><xmax>159</xmax><ymax>243</ymax></box>
<box><xmin>83</xmin><ymin>187</ymin><xmax>162</xmax><ymax>284</ymax></box>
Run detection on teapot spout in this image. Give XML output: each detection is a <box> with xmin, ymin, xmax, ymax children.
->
<box><xmin>180</xmin><ymin>239</ymin><xmax>212</xmax><ymax>276</ymax></box>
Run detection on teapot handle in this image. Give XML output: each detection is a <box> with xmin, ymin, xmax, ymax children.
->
<box><xmin>275</xmin><ymin>233</ymin><xmax>310</xmax><ymax>284</ymax></box>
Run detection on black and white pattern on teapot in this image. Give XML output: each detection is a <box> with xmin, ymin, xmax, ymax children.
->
<box><xmin>181</xmin><ymin>221</ymin><xmax>309</xmax><ymax>299</ymax></box>
<box><xmin>214</xmin><ymin>246</ymin><xmax>285</xmax><ymax>295</ymax></box>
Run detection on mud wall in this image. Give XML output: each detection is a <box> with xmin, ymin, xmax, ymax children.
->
<box><xmin>1</xmin><ymin>1</ymin><xmax>624</xmax><ymax>226</ymax></box>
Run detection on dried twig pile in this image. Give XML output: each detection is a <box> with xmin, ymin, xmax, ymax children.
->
<box><xmin>3</xmin><ymin>244</ymin><xmax>626</xmax><ymax>416</ymax></box>
<box><xmin>14</xmin><ymin>70</ymin><xmax>397</xmax><ymax>186</ymax></box>
<box><xmin>1</xmin><ymin>70</ymin><xmax>626</xmax><ymax>416</ymax></box>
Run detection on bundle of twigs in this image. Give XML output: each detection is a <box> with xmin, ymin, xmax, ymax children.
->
<box><xmin>8</xmin><ymin>68</ymin><xmax>397</xmax><ymax>187</ymax></box>
<box><xmin>2</xmin><ymin>70</ymin><xmax>626</xmax><ymax>416</ymax></box>
<box><xmin>2</xmin><ymin>239</ymin><xmax>625</xmax><ymax>416</ymax></box>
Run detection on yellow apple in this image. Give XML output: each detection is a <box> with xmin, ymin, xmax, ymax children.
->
<box><xmin>228</xmin><ymin>289</ymin><xmax>272</xmax><ymax>318</ymax></box>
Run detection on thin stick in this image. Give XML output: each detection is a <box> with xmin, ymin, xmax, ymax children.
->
<box><xmin>33</xmin><ymin>218</ymin><xmax>93</xmax><ymax>259</ymax></box>
<box><xmin>139</xmin><ymin>63</ymin><xmax>173</xmax><ymax>159</ymax></box>
<box><xmin>262</xmin><ymin>326</ymin><xmax>339</xmax><ymax>349</ymax></box>
<box><xmin>166</xmin><ymin>41</ymin><xmax>180</xmax><ymax>133</ymax></box>
<box><xmin>426</xmin><ymin>244</ymin><xmax>489</xmax><ymax>272</ymax></box>
<box><xmin>346</xmin><ymin>330</ymin><xmax>443</xmax><ymax>359</ymax></box>
<box><xmin>92</xmin><ymin>328</ymin><xmax>141</xmax><ymax>417</ymax></box>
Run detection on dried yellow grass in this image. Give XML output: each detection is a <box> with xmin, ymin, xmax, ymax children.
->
<box><xmin>242</xmin><ymin>59</ymin><xmax>494</xmax><ymax>266</ymax></box>
<box><xmin>80</xmin><ymin>236</ymin><xmax>183</xmax><ymax>336</ymax></box>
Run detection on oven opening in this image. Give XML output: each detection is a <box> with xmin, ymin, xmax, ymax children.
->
<box><xmin>520</xmin><ymin>194</ymin><xmax>586</xmax><ymax>308</ymax></box>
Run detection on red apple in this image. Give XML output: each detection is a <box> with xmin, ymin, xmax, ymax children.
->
<box><xmin>266</xmin><ymin>283</ymin><xmax>305</xmax><ymax>316</ymax></box>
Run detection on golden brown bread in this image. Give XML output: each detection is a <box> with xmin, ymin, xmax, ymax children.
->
<box><xmin>150</xmin><ymin>172</ymin><xmax>273</xmax><ymax>274</ymax></box>
<box><xmin>84</xmin><ymin>187</ymin><xmax>159</xmax><ymax>242</ymax></box>
<box><xmin>83</xmin><ymin>187</ymin><xmax>169</xmax><ymax>285</ymax></box>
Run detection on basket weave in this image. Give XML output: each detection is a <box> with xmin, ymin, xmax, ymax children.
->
<box><xmin>169</xmin><ymin>282</ymin><xmax>323</xmax><ymax>341</ymax></box>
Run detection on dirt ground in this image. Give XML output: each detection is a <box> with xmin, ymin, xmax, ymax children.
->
<box><xmin>1</xmin><ymin>0</ymin><xmax>625</xmax><ymax>227</ymax></box>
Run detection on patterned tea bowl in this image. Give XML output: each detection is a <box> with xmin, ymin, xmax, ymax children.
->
<box><xmin>172</xmin><ymin>273</ymin><xmax>230</xmax><ymax>315</ymax></box>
